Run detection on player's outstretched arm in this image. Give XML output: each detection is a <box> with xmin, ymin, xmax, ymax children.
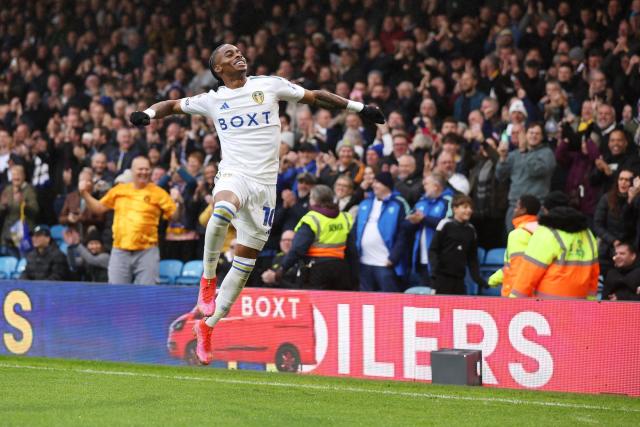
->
<box><xmin>300</xmin><ymin>90</ymin><xmax>386</xmax><ymax>124</ymax></box>
<box><xmin>129</xmin><ymin>100</ymin><xmax>185</xmax><ymax>126</ymax></box>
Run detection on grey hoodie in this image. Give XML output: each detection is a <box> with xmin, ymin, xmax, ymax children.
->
<box><xmin>496</xmin><ymin>144</ymin><xmax>556</xmax><ymax>204</ymax></box>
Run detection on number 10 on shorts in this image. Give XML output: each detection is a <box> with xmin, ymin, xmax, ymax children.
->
<box><xmin>262</xmin><ymin>206</ymin><xmax>275</xmax><ymax>228</ymax></box>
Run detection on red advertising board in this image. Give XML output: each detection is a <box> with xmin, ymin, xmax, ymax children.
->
<box><xmin>175</xmin><ymin>289</ymin><xmax>640</xmax><ymax>396</ymax></box>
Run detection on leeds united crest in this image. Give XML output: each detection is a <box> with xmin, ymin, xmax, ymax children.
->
<box><xmin>252</xmin><ymin>91</ymin><xmax>264</xmax><ymax>104</ymax></box>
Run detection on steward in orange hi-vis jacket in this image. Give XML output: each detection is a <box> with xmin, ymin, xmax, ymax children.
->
<box><xmin>510</xmin><ymin>206</ymin><xmax>599</xmax><ymax>300</ymax></box>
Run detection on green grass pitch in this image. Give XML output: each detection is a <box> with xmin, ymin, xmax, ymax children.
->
<box><xmin>0</xmin><ymin>355</ymin><xmax>638</xmax><ymax>426</ymax></box>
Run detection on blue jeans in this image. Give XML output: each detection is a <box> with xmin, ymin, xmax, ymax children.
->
<box><xmin>359</xmin><ymin>263</ymin><xmax>400</xmax><ymax>292</ymax></box>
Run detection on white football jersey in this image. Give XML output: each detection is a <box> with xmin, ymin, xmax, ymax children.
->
<box><xmin>179</xmin><ymin>76</ymin><xmax>305</xmax><ymax>184</ymax></box>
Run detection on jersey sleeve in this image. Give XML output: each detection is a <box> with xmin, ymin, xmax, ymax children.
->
<box><xmin>271</xmin><ymin>77</ymin><xmax>305</xmax><ymax>102</ymax></box>
<box><xmin>99</xmin><ymin>185</ymin><xmax>122</xmax><ymax>210</ymax></box>
<box><xmin>157</xmin><ymin>188</ymin><xmax>177</xmax><ymax>220</ymax></box>
<box><xmin>179</xmin><ymin>91</ymin><xmax>213</xmax><ymax>117</ymax></box>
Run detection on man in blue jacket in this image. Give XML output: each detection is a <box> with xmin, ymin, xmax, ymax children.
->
<box><xmin>453</xmin><ymin>71</ymin><xmax>486</xmax><ymax>123</ymax></box>
<box><xmin>396</xmin><ymin>172</ymin><xmax>450</xmax><ymax>287</ymax></box>
<box><xmin>355</xmin><ymin>172</ymin><xmax>409</xmax><ymax>292</ymax></box>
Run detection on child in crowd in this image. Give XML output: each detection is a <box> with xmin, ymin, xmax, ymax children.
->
<box><xmin>428</xmin><ymin>194</ymin><xmax>488</xmax><ymax>295</ymax></box>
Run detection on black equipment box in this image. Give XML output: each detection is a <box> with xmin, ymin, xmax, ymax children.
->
<box><xmin>431</xmin><ymin>348</ymin><xmax>482</xmax><ymax>386</ymax></box>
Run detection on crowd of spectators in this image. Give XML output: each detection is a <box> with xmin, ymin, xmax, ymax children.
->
<box><xmin>2</xmin><ymin>0</ymin><xmax>640</xmax><ymax>299</ymax></box>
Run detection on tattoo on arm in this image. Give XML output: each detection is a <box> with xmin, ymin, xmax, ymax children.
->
<box><xmin>311</xmin><ymin>90</ymin><xmax>349</xmax><ymax>110</ymax></box>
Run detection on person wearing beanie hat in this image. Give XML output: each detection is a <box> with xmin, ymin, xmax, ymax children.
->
<box><xmin>65</xmin><ymin>227</ymin><xmax>110</xmax><ymax>283</ymax></box>
<box><xmin>367</xmin><ymin>144</ymin><xmax>384</xmax><ymax>158</ymax></box>
<box><xmin>508</xmin><ymin>99</ymin><xmax>528</xmax><ymax>118</ymax></box>
<box><xmin>542</xmin><ymin>191</ymin><xmax>570</xmax><ymax>212</ymax></box>
<box><xmin>318</xmin><ymin>141</ymin><xmax>365</xmax><ymax>188</ymax></box>
<box><xmin>354</xmin><ymin>170</ymin><xmax>409</xmax><ymax>293</ymax></box>
<box><xmin>365</xmin><ymin>145</ymin><xmax>383</xmax><ymax>170</ymax></box>
<box><xmin>374</xmin><ymin>171</ymin><xmax>394</xmax><ymax>191</ymax></box>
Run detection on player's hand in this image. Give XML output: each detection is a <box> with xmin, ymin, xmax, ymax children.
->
<box><xmin>359</xmin><ymin>105</ymin><xmax>385</xmax><ymax>124</ymax></box>
<box><xmin>130</xmin><ymin>111</ymin><xmax>151</xmax><ymax>127</ymax></box>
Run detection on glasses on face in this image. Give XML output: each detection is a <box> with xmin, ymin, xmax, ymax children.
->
<box><xmin>280</xmin><ymin>238</ymin><xmax>293</xmax><ymax>242</ymax></box>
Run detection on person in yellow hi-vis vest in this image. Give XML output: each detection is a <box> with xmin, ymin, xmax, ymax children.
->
<box><xmin>267</xmin><ymin>184</ymin><xmax>357</xmax><ymax>290</ymax></box>
<box><xmin>510</xmin><ymin>192</ymin><xmax>600</xmax><ymax>300</ymax></box>
<box><xmin>488</xmin><ymin>194</ymin><xmax>540</xmax><ymax>296</ymax></box>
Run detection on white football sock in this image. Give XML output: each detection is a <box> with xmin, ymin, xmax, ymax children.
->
<box><xmin>202</xmin><ymin>201</ymin><xmax>237</xmax><ymax>279</ymax></box>
<box><xmin>205</xmin><ymin>256</ymin><xmax>255</xmax><ymax>328</ymax></box>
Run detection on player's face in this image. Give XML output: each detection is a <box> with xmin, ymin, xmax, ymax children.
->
<box><xmin>214</xmin><ymin>45</ymin><xmax>247</xmax><ymax>78</ymax></box>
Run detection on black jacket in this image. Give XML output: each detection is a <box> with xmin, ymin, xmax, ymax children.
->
<box><xmin>395</xmin><ymin>172</ymin><xmax>423</xmax><ymax>206</ymax></box>
<box><xmin>593</xmin><ymin>193</ymin><xmax>634</xmax><ymax>258</ymax></box>
<box><xmin>428</xmin><ymin>218</ymin><xmax>487</xmax><ymax>287</ymax></box>
<box><xmin>603</xmin><ymin>260</ymin><xmax>640</xmax><ymax>301</ymax></box>
<box><xmin>21</xmin><ymin>242</ymin><xmax>69</xmax><ymax>281</ymax></box>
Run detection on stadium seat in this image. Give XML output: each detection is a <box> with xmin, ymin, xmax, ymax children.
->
<box><xmin>158</xmin><ymin>259</ymin><xmax>184</xmax><ymax>284</ymax></box>
<box><xmin>11</xmin><ymin>258</ymin><xmax>27</xmax><ymax>279</ymax></box>
<box><xmin>58</xmin><ymin>242</ymin><xmax>68</xmax><ymax>255</ymax></box>
<box><xmin>404</xmin><ymin>286</ymin><xmax>434</xmax><ymax>295</ymax></box>
<box><xmin>50</xmin><ymin>224</ymin><xmax>66</xmax><ymax>241</ymax></box>
<box><xmin>464</xmin><ymin>268</ymin><xmax>478</xmax><ymax>295</ymax></box>
<box><xmin>480</xmin><ymin>286</ymin><xmax>502</xmax><ymax>296</ymax></box>
<box><xmin>480</xmin><ymin>248</ymin><xmax>505</xmax><ymax>281</ymax></box>
<box><xmin>477</xmin><ymin>247</ymin><xmax>486</xmax><ymax>264</ymax></box>
<box><xmin>175</xmin><ymin>260</ymin><xmax>203</xmax><ymax>285</ymax></box>
<box><xmin>483</xmin><ymin>248</ymin><xmax>505</xmax><ymax>265</ymax></box>
<box><xmin>0</xmin><ymin>256</ymin><xmax>18</xmax><ymax>279</ymax></box>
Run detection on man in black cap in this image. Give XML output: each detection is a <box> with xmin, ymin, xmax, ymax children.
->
<box><xmin>353</xmin><ymin>172</ymin><xmax>409</xmax><ymax>292</ymax></box>
<box><xmin>20</xmin><ymin>225</ymin><xmax>69</xmax><ymax>281</ymax></box>
<box><xmin>295</xmin><ymin>142</ymin><xmax>319</xmax><ymax>177</ymax></box>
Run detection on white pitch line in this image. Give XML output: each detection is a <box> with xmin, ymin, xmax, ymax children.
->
<box><xmin>1</xmin><ymin>363</ymin><xmax>638</xmax><ymax>413</ymax></box>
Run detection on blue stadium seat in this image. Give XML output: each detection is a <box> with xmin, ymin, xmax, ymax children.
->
<box><xmin>480</xmin><ymin>285</ymin><xmax>502</xmax><ymax>296</ymax></box>
<box><xmin>464</xmin><ymin>268</ymin><xmax>478</xmax><ymax>295</ymax></box>
<box><xmin>175</xmin><ymin>260</ymin><xmax>203</xmax><ymax>285</ymax></box>
<box><xmin>477</xmin><ymin>247</ymin><xmax>486</xmax><ymax>264</ymax></box>
<box><xmin>484</xmin><ymin>248</ymin><xmax>505</xmax><ymax>265</ymax></box>
<box><xmin>404</xmin><ymin>286</ymin><xmax>434</xmax><ymax>295</ymax></box>
<box><xmin>50</xmin><ymin>224</ymin><xmax>66</xmax><ymax>241</ymax></box>
<box><xmin>480</xmin><ymin>248</ymin><xmax>506</xmax><ymax>281</ymax></box>
<box><xmin>11</xmin><ymin>258</ymin><xmax>27</xmax><ymax>279</ymax></box>
<box><xmin>58</xmin><ymin>242</ymin><xmax>68</xmax><ymax>255</ymax></box>
<box><xmin>158</xmin><ymin>259</ymin><xmax>184</xmax><ymax>284</ymax></box>
<box><xmin>0</xmin><ymin>256</ymin><xmax>18</xmax><ymax>279</ymax></box>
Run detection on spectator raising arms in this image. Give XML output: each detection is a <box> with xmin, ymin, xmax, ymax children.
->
<box><xmin>497</xmin><ymin>122</ymin><xmax>556</xmax><ymax>231</ymax></box>
<box><xmin>79</xmin><ymin>156</ymin><xmax>178</xmax><ymax>285</ymax></box>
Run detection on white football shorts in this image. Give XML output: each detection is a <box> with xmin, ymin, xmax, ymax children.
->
<box><xmin>213</xmin><ymin>171</ymin><xmax>276</xmax><ymax>250</ymax></box>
